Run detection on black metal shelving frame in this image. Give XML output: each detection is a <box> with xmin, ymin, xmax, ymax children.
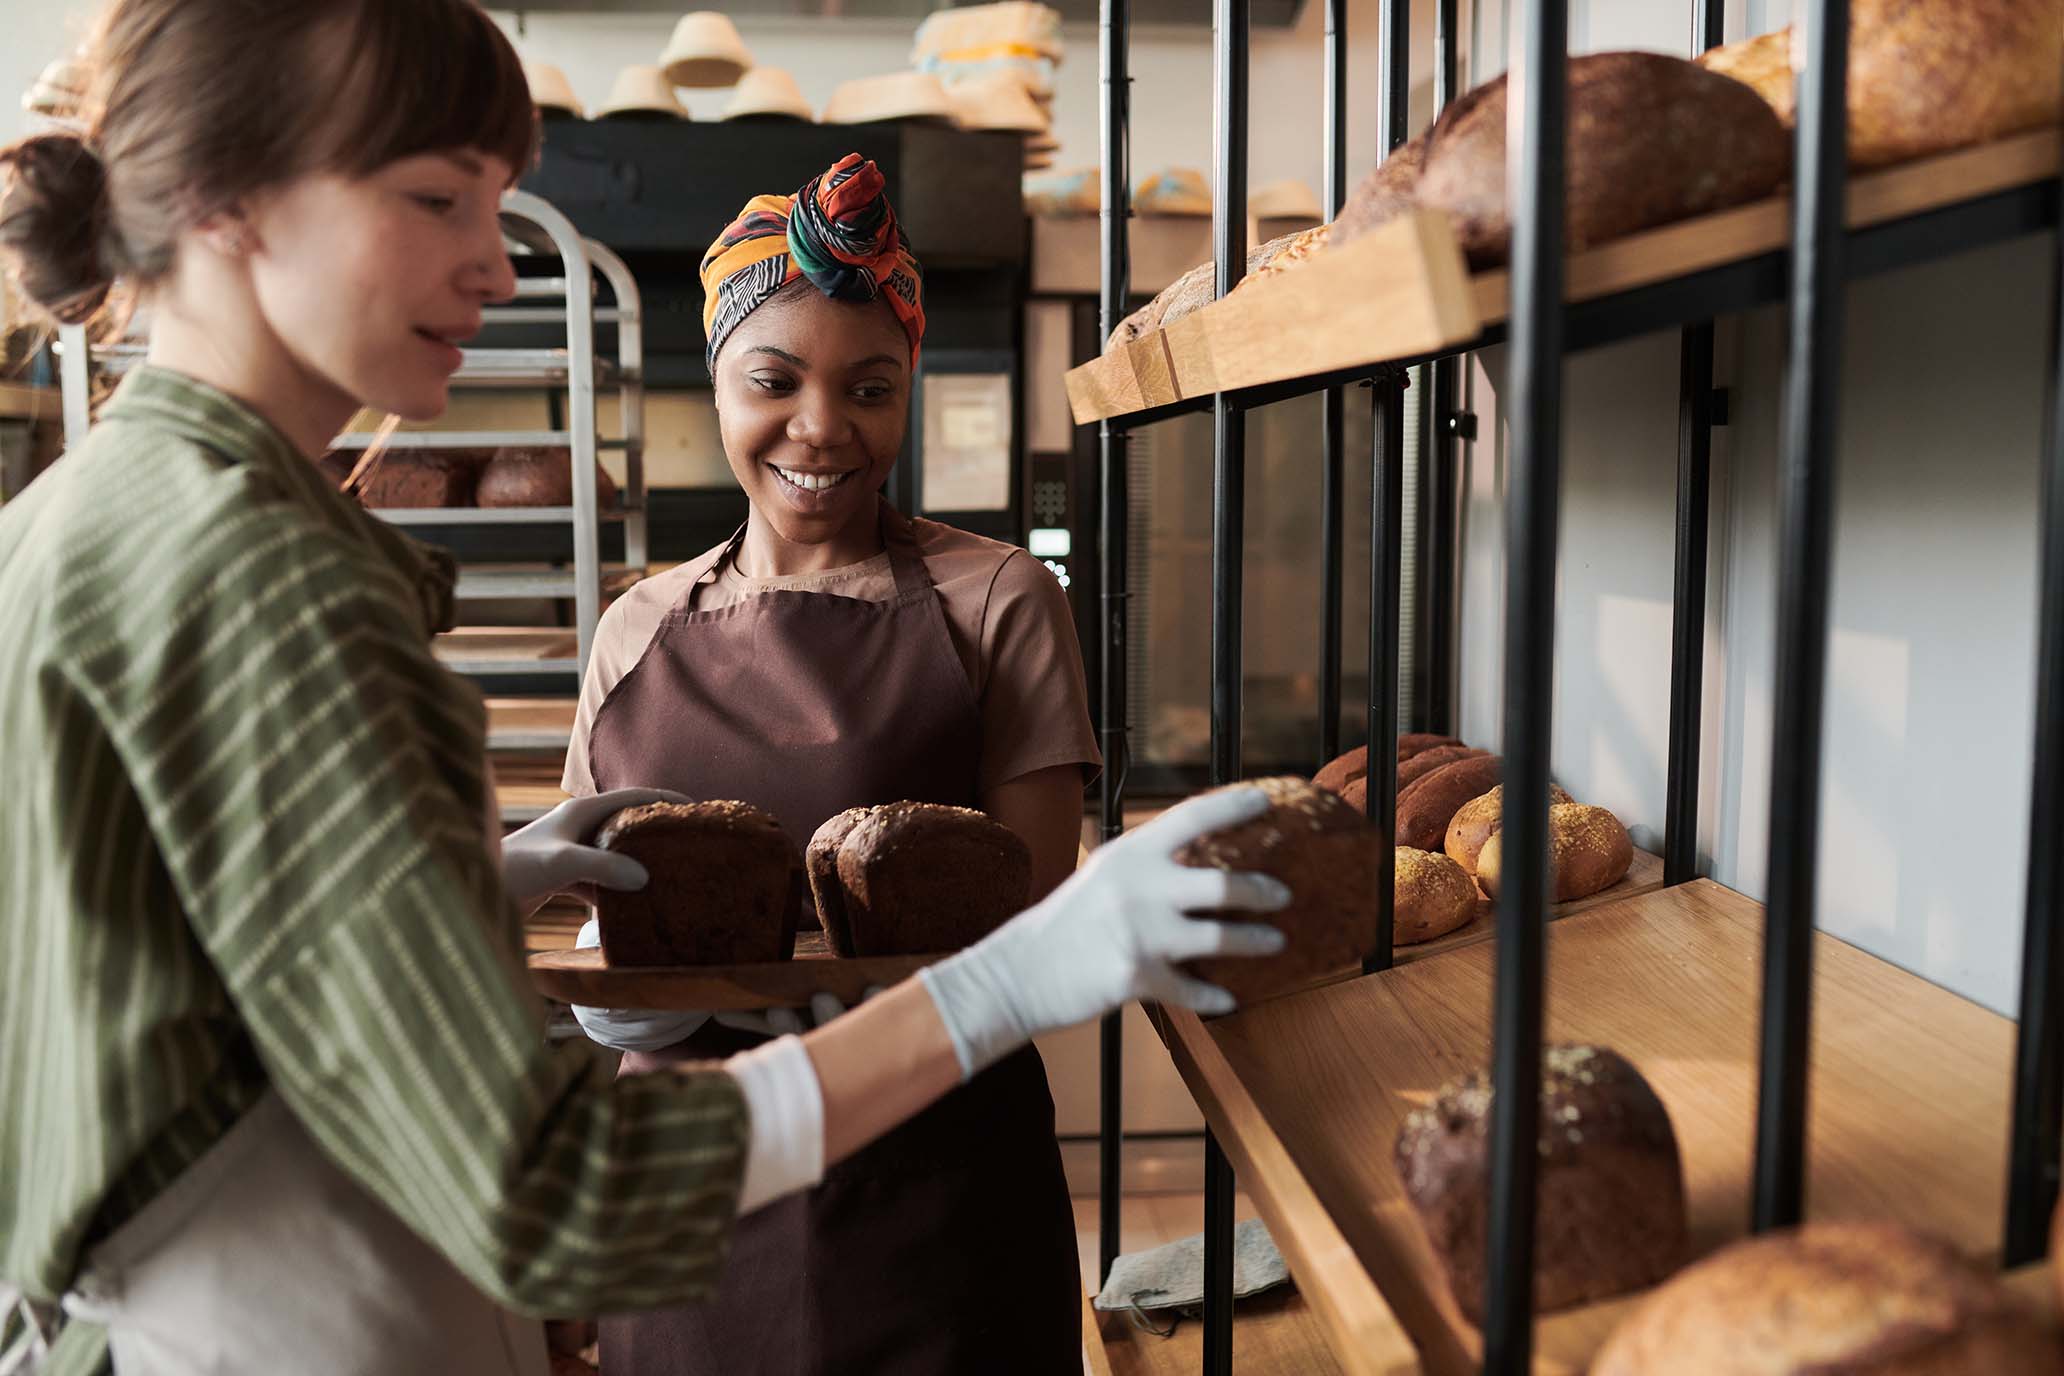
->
<box><xmin>1087</xmin><ymin>0</ymin><xmax>2064</xmax><ymax>1369</ymax></box>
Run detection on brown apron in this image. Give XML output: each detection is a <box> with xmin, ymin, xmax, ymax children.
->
<box><xmin>585</xmin><ymin>502</ymin><xmax>1080</xmax><ymax>1376</ymax></box>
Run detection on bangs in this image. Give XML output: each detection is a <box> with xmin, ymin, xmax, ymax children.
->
<box><xmin>313</xmin><ymin>0</ymin><xmax>538</xmax><ymax>183</ymax></box>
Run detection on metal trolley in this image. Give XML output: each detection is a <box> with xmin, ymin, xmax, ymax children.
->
<box><xmin>55</xmin><ymin>188</ymin><xmax>645</xmax><ymax>688</ymax></box>
<box><xmin>1083</xmin><ymin>1</ymin><xmax>2063</xmax><ymax>1371</ymax></box>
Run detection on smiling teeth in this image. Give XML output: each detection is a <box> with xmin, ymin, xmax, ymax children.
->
<box><xmin>776</xmin><ymin>468</ymin><xmax>852</xmax><ymax>492</ymax></box>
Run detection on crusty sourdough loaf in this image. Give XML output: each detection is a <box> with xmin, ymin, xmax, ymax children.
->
<box><xmin>355</xmin><ymin>450</ymin><xmax>482</xmax><ymax>508</ymax></box>
<box><xmin>592</xmin><ymin>801</ymin><xmax>803</xmax><ymax>967</ymax></box>
<box><xmin>806</xmin><ymin>806</ymin><xmax>875</xmax><ymax>956</ymax></box>
<box><xmin>1227</xmin><ymin>223</ymin><xmax>1331</xmax><ymax>296</ymax></box>
<box><xmin>1313</xmin><ymin>735</ymin><xmax>1467</xmax><ymax>797</ymax></box>
<box><xmin>834</xmin><ymin>802</ymin><xmax>1031</xmax><ymax>956</ymax></box>
<box><xmin>1396</xmin><ymin>754</ymin><xmax>1503</xmax><ymax>850</ymax></box>
<box><xmin>1696</xmin><ymin>26</ymin><xmax>1793</xmax><ymax>125</ymax></box>
<box><xmin>1592</xmin><ymin>1221</ymin><xmax>2061</xmax><ymax>1375</ymax></box>
<box><xmin>476</xmin><ymin>445</ymin><xmax>621</xmax><ymax>510</ymax></box>
<box><xmin>1105</xmin><ymin>226</ymin><xmax>1345</xmax><ymax>353</ymax></box>
<box><xmin>1443</xmin><ymin>782</ymin><xmax>1576</xmax><ymax>876</ymax></box>
<box><xmin>1476</xmin><ymin>802</ymin><xmax>1633</xmax><ymax>903</ymax></box>
<box><xmin>1332</xmin><ymin>130</ymin><xmax>1430</xmax><ymax>247</ymax></box>
<box><xmin>1395</xmin><ymin>744</ymin><xmax>1488</xmax><ymax>794</ymax></box>
<box><xmin>1396</xmin><ymin>1044</ymin><xmax>1687</xmax><ymax>1325</ymax></box>
<box><xmin>1176</xmin><ymin>776</ymin><xmax>1380</xmax><ymax>1003</ymax></box>
<box><xmin>1393</xmin><ymin>848</ymin><xmax>1479</xmax><ymax>946</ymax></box>
<box><xmin>1394</xmin><ymin>51</ymin><xmax>1789</xmax><ymax>268</ymax></box>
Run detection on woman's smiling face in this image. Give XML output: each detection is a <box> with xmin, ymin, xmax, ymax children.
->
<box><xmin>713</xmin><ymin>283</ymin><xmax>911</xmax><ymax>550</ymax></box>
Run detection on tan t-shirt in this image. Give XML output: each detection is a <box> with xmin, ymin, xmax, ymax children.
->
<box><xmin>562</xmin><ymin>517</ymin><xmax>1101</xmax><ymax>797</ymax></box>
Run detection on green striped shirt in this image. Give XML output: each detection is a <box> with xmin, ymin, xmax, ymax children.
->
<box><xmin>0</xmin><ymin>368</ymin><xmax>748</xmax><ymax>1373</ymax></box>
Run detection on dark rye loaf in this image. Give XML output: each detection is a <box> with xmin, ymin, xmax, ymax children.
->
<box><xmin>806</xmin><ymin>806</ymin><xmax>875</xmax><ymax>956</ymax></box>
<box><xmin>1396</xmin><ymin>754</ymin><xmax>1503</xmax><ymax>850</ymax></box>
<box><xmin>1396</xmin><ymin>1044</ymin><xmax>1687</xmax><ymax>1325</ymax></box>
<box><xmin>1175</xmin><ymin>776</ymin><xmax>1379</xmax><ymax>1004</ymax></box>
<box><xmin>592</xmin><ymin>801</ymin><xmax>803</xmax><ymax>967</ymax></box>
<box><xmin>835</xmin><ymin>803</ymin><xmax>1031</xmax><ymax>956</ymax></box>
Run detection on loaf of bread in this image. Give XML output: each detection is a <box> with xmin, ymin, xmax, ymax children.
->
<box><xmin>1332</xmin><ymin>130</ymin><xmax>1429</xmax><ymax>246</ymax></box>
<box><xmin>805</xmin><ymin>806</ymin><xmax>874</xmax><ymax>956</ymax></box>
<box><xmin>1701</xmin><ymin>6</ymin><xmax>2064</xmax><ymax>171</ymax></box>
<box><xmin>1314</xmin><ymin>736</ymin><xmax>1466</xmax><ymax>796</ymax></box>
<box><xmin>1476</xmin><ymin>802</ymin><xmax>1633</xmax><ymax>902</ymax></box>
<box><xmin>1396</xmin><ymin>1044</ymin><xmax>1687</xmax><ymax>1325</ymax></box>
<box><xmin>1394</xmin><ymin>848</ymin><xmax>1479</xmax><ymax>946</ymax></box>
<box><xmin>1175</xmin><ymin>776</ymin><xmax>1380</xmax><ymax>1003</ymax></box>
<box><xmin>1396</xmin><ymin>744</ymin><xmax>1488</xmax><ymax>794</ymax></box>
<box><xmin>834</xmin><ymin>802</ymin><xmax>1031</xmax><ymax>956</ymax></box>
<box><xmin>476</xmin><ymin>445</ymin><xmax>621</xmax><ymax>510</ymax></box>
<box><xmin>1593</xmin><ymin>1221</ymin><xmax>2060</xmax><ymax>1375</ymax></box>
<box><xmin>1391</xmin><ymin>52</ymin><xmax>1790</xmax><ymax>268</ymax></box>
<box><xmin>1105</xmin><ymin>226</ymin><xmax>1345</xmax><ymax>352</ymax></box>
<box><xmin>356</xmin><ymin>451</ymin><xmax>482</xmax><ymax>508</ymax></box>
<box><xmin>1396</xmin><ymin>754</ymin><xmax>1502</xmax><ymax>850</ymax></box>
<box><xmin>592</xmin><ymin>801</ymin><xmax>803</xmax><ymax>967</ymax></box>
<box><xmin>1444</xmin><ymin>782</ymin><xmax>1575</xmax><ymax>876</ymax></box>
<box><xmin>1228</xmin><ymin>223</ymin><xmax>1331</xmax><ymax>296</ymax></box>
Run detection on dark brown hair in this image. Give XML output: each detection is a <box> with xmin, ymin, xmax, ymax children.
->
<box><xmin>0</xmin><ymin>0</ymin><xmax>537</xmax><ymax>325</ymax></box>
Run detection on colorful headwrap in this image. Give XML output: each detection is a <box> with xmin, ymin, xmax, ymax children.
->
<box><xmin>699</xmin><ymin>153</ymin><xmax>927</xmax><ymax>372</ymax></box>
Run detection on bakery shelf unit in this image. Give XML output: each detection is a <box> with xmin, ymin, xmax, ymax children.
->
<box><xmin>54</xmin><ymin>188</ymin><xmax>647</xmax><ymax>689</ymax></box>
<box><xmin>1076</xmin><ymin>0</ymin><xmax>2064</xmax><ymax>1373</ymax></box>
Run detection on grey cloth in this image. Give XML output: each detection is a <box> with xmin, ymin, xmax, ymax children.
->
<box><xmin>1093</xmin><ymin>1218</ymin><xmax>1290</xmax><ymax>1333</ymax></box>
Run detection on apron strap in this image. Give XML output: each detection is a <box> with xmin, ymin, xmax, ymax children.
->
<box><xmin>879</xmin><ymin>502</ymin><xmax>936</xmax><ymax>600</ymax></box>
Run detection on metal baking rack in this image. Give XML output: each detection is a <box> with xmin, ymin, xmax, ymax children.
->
<box><xmin>1076</xmin><ymin>0</ymin><xmax>2064</xmax><ymax>1372</ymax></box>
<box><xmin>53</xmin><ymin>189</ymin><xmax>646</xmax><ymax>683</ymax></box>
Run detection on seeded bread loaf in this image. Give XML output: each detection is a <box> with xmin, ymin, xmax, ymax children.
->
<box><xmin>1396</xmin><ymin>1044</ymin><xmax>1687</xmax><ymax>1325</ymax></box>
<box><xmin>1593</xmin><ymin>1221</ymin><xmax>2060</xmax><ymax>1375</ymax></box>
<box><xmin>1175</xmin><ymin>776</ymin><xmax>1380</xmax><ymax>1003</ymax></box>
<box><xmin>1397</xmin><ymin>51</ymin><xmax>1790</xmax><ymax>268</ymax></box>
<box><xmin>476</xmin><ymin>445</ymin><xmax>621</xmax><ymax>510</ymax></box>
<box><xmin>357</xmin><ymin>451</ymin><xmax>481</xmax><ymax>508</ymax></box>
<box><xmin>834</xmin><ymin>803</ymin><xmax>1032</xmax><ymax>956</ymax></box>
<box><xmin>806</xmin><ymin>807</ymin><xmax>875</xmax><ymax>956</ymax></box>
<box><xmin>1105</xmin><ymin>226</ymin><xmax>1348</xmax><ymax>353</ymax></box>
<box><xmin>1476</xmin><ymin>802</ymin><xmax>1633</xmax><ymax>902</ymax></box>
<box><xmin>1393</xmin><ymin>848</ymin><xmax>1479</xmax><ymax>946</ymax></box>
<box><xmin>1396</xmin><ymin>754</ymin><xmax>1503</xmax><ymax>851</ymax></box>
<box><xmin>1443</xmin><ymin>783</ymin><xmax>1575</xmax><ymax>876</ymax></box>
<box><xmin>592</xmin><ymin>801</ymin><xmax>803</xmax><ymax>967</ymax></box>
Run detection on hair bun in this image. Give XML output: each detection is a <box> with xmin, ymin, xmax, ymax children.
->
<box><xmin>0</xmin><ymin>132</ymin><xmax>115</xmax><ymax>325</ymax></box>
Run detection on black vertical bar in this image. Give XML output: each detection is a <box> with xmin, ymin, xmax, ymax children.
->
<box><xmin>1363</xmin><ymin>0</ymin><xmax>1411</xmax><ymax>977</ymax></box>
<box><xmin>1318</xmin><ymin>0</ymin><xmax>1348</xmax><ymax>769</ymax></box>
<box><xmin>1365</xmin><ymin>375</ymin><xmax>1403</xmax><ymax>977</ymax></box>
<box><xmin>1484</xmin><ymin>0</ymin><xmax>1567</xmax><ymax>1368</ymax></box>
<box><xmin>1203</xmin><ymin>4</ymin><xmax>1248</xmax><ymax>1371</ymax></box>
<box><xmin>1203</xmin><ymin>1129</ymin><xmax>1236</xmax><ymax>1376</ymax></box>
<box><xmin>1755</xmin><ymin>0</ymin><xmax>1849</xmax><ymax>1235</ymax></box>
<box><xmin>1095</xmin><ymin>0</ymin><xmax>1132</xmax><ymax>1288</ymax></box>
<box><xmin>2003</xmin><ymin>153</ymin><xmax>2064</xmax><ymax>1266</ymax></box>
<box><xmin>1424</xmin><ymin>0</ymin><xmax>1461</xmax><ymax>737</ymax></box>
<box><xmin>1664</xmin><ymin>0</ymin><xmax>1728</xmax><ymax>891</ymax></box>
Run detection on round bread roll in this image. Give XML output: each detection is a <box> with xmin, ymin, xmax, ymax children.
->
<box><xmin>1476</xmin><ymin>803</ymin><xmax>1632</xmax><ymax>902</ymax></box>
<box><xmin>1394</xmin><ymin>847</ymin><xmax>1478</xmax><ymax>946</ymax></box>
<box><xmin>1444</xmin><ymin>782</ymin><xmax>1575</xmax><ymax>876</ymax></box>
<box><xmin>1592</xmin><ymin>1221</ymin><xmax>2060</xmax><ymax>1376</ymax></box>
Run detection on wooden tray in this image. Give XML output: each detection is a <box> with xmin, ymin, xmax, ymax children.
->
<box><xmin>1151</xmin><ymin>879</ymin><xmax>2018</xmax><ymax>1376</ymax></box>
<box><xmin>528</xmin><ymin>928</ymin><xmax>938</xmax><ymax>1011</ymax></box>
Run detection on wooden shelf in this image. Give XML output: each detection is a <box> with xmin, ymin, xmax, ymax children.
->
<box><xmin>1151</xmin><ymin>879</ymin><xmax>2017</xmax><ymax>1376</ymax></box>
<box><xmin>1066</xmin><ymin>128</ymin><xmax>2064</xmax><ymax>424</ymax></box>
<box><xmin>0</xmin><ymin>383</ymin><xmax>59</xmax><ymax>423</ymax></box>
<box><xmin>437</xmin><ymin>628</ymin><xmax>581</xmax><ymax>677</ymax></box>
<box><xmin>485</xmin><ymin>697</ymin><xmax>577</xmax><ymax>752</ymax></box>
<box><xmin>1084</xmin><ymin>1288</ymin><xmax>1367</xmax><ymax>1376</ymax></box>
<box><xmin>529</xmin><ymin>927</ymin><xmax>935</xmax><ymax>1011</ymax></box>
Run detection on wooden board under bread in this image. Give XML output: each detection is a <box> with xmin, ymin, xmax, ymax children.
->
<box><xmin>528</xmin><ymin>927</ymin><xmax>937</xmax><ymax>1010</ymax></box>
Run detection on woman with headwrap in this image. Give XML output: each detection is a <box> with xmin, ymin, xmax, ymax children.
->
<box><xmin>558</xmin><ymin>155</ymin><xmax>1108</xmax><ymax>1372</ymax></box>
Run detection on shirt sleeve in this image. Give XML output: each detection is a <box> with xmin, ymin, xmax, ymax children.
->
<box><xmin>976</xmin><ymin>550</ymin><xmax>1103</xmax><ymax>792</ymax></box>
<box><xmin>78</xmin><ymin>518</ymin><xmax>751</xmax><ymax>1316</ymax></box>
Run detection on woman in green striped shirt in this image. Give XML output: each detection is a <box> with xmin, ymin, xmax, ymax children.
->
<box><xmin>0</xmin><ymin>3</ymin><xmax>1289</xmax><ymax>1373</ymax></box>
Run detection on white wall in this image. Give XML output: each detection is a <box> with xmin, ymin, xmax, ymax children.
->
<box><xmin>1456</xmin><ymin>0</ymin><xmax>2047</xmax><ymax>1015</ymax></box>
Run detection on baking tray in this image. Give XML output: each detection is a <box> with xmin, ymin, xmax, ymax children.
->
<box><xmin>527</xmin><ymin>928</ymin><xmax>937</xmax><ymax>1011</ymax></box>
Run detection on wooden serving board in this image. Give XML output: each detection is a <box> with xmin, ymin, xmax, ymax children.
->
<box><xmin>528</xmin><ymin>928</ymin><xmax>938</xmax><ymax>1011</ymax></box>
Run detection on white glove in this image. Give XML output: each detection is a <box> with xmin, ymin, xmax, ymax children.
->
<box><xmin>569</xmin><ymin>917</ymin><xmax>712</xmax><ymax>1051</ymax></box>
<box><xmin>918</xmin><ymin>787</ymin><xmax>1290</xmax><ymax>1080</ymax></box>
<box><xmin>501</xmin><ymin>788</ymin><xmax>689</xmax><ymax>909</ymax></box>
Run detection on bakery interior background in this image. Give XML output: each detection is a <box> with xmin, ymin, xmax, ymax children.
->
<box><xmin>4</xmin><ymin>0</ymin><xmax>2052</xmax><ymax>1019</ymax></box>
